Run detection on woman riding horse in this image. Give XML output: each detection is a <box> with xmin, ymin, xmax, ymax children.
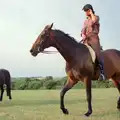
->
<box><xmin>81</xmin><ymin>4</ymin><xmax>106</xmax><ymax>81</ymax></box>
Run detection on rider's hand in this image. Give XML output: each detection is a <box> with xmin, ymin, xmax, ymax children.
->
<box><xmin>82</xmin><ymin>34</ymin><xmax>86</xmax><ymax>40</ymax></box>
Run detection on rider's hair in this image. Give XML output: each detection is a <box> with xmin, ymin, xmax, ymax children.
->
<box><xmin>82</xmin><ymin>4</ymin><xmax>95</xmax><ymax>14</ymax></box>
<box><xmin>91</xmin><ymin>8</ymin><xmax>95</xmax><ymax>14</ymax></box>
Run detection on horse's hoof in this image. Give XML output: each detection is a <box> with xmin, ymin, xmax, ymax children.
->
<box><xmin>84</xmin><ymin>111</ymin><xmax>92</xmax><ymax>117</ymax></box>
<box><xmin>61</xmin><ymin>108</ymin><xmax>69</xmax><ymax>115</ymax></box>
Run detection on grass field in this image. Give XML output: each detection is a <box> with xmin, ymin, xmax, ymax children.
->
<box><xmin>0</xmin><ymin>88</ymin><xmax>120</xmax><ymax>120</ymax></box>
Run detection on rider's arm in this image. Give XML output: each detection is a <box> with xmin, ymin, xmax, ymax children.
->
<box><xmin>86</xmin><ymin>16</ymin><xmax>100</xmax><ymax>38</ymax></box>
<box><xmin>81</xmin><ymin>20</ymin><xmax>87</xmax><ymax>39</ymax></box>
<box><xmin>91</xmin><ymin>15</ymin><xmax>99</xmax><ymax>25</ymax></box>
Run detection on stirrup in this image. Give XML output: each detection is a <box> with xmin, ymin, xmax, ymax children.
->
<box><xmin>98</xmin><ymin>73</ymin><xmax>106</xmax><ymax>81</ymax></box>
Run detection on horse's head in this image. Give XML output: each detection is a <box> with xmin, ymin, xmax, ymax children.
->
<box><xmin>30</xmin><ymin>23</ymin><xmax>54</xmax><ymax>56</ymax></box>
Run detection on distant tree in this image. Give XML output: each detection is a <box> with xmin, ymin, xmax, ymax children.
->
<box><xmin>25</xmin><ymin>77</ymin><xmax>31</xmax><ymax>89</ymax></box>
<box><xmin>25</xmin><ymin>77</ymin><xmax>31</xmax><ymax>82</ymax></box>
<box><xmin>45</xmin><ymin>76</ymin><xmax>53</xmax><ymax>81</ymax></box>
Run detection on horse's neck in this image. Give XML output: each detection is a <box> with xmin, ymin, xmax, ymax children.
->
<box><xmin>54</xmin><ymin>36</ymin><xmax>77</xmax><ymax>63</ymax></box>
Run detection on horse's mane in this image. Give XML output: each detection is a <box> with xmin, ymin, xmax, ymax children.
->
<box><xmin>53</xmin><ymin>29</ymin><xmax>79</xmax><ymax>45</ymax></box>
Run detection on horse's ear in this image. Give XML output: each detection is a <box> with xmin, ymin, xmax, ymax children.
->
<box><xmin>50</xmin><ymin>23</ymin><xmax>53</xmax><ymax>29</ymax></box>
<box><xmin>46</xmin><ymin>23</ymin><xmax>53</xmax><ymax>31</ymax></box>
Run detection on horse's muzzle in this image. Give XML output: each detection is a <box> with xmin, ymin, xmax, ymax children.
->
<box><xmin>30</xmin><ymin>49</ymin><xmax>33</xmax><ymax>53</ymax></box>
<box><xmin>30</xmin><ymin>49</ymin><xmax>37</xmax><ymax>57</ymax></box>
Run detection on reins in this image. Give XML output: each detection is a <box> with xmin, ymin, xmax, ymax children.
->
<box><xmin>41</xmin><ymin>50</ymin><xmax>58</xmax><ymax>54</ymax></box>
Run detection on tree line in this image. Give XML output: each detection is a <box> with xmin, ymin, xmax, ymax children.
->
<box><xmin>11</xmin><ymin>76</ymin><xmax>115</xmax><ymax>90</ymax></box>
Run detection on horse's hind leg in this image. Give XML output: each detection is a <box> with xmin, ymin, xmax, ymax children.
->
<box><xmin>6</xmin><ymin>85</ymin><xmax>12</xmax><ymax>100</ymax></box>
<box><xmin>84</xmin><ymin>76</ymin><xmax>92</xmax><ymax>117</ymax></box>
<box><xmin>6</xmin><ymin>71</ymin><xmax>12</xmax><ymax>100</ymax></box>
<box><xmin>0</xmin><ymin>85</ymin><xmax>4</xmax><ymax>101</ymax></box>
<box><xmin>117</xmin><ymin>96</ymin><xmax>120</xmax><ymax>110</ymax></box>
<box><xmin>112</xmin><ymin>79</ymin><xmax>120</xmax><ymax>110</ymax></box>
<box><xmin>60</xmin><ymin>76</ymin><xmax>77</xmax><ymax>114</ymax></box>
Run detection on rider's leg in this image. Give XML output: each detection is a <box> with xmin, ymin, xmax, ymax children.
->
<box><xmin>87</xmin><ymin>38</ymin><xmax>106</xmax><ymax>80</ymax></box>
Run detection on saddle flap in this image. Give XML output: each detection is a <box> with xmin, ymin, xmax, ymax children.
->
<box><xmin>84</xmin><ymin>43</ymin><xmax>96</xmax><ymax>63</ymax></box>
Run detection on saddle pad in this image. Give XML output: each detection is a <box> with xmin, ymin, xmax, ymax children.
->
<box><xmin>84</xmin><ymin>43</ymin><xmax>96</xmax><ymax>63</ymax></box>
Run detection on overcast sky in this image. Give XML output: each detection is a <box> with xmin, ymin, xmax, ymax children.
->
<box><xmin>0</xmin><ymin>0</ymin><xmax>120</xmax><ymax>77</ymax></box>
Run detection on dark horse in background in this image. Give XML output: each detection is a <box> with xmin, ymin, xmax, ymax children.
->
<box><xmin>30</xmin><ymin>23</ymin><xmax>120</xmax><ymax>117</ymax></box>
<box><xmin>0</xmin><ymin>69</ymin><xmax>12</xmax><ymax>101</ymax></box>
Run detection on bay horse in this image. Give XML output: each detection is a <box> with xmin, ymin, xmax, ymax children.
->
<box><xmin>30</xmin><ymin>23</ymin><xmax>120</xmax><ymax>117</ymax></box>
<box><xmin>0</xmin><ymin>69</ymin><xmax>12</xmax><ymax>101</ymax></box>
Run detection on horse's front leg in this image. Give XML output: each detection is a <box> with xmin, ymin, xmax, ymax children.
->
<box><xmin>84</xmin><ymin>77</ymin><xmax>92</xmax><ymax>117</ymax></box>
<box><xmin>112</xmin><ymin>79</ymin><xmax>120</xmax><ymax>110</ymax></box>
<box><xmin>60</xmin><ymin>77</ymin><xmax>76</xmax><ymax>115</ymax></box>
<box><xmin>6</xmin><ymin>85</ymin><xmax>12</xmax><ymax>100</ymax></box>
<box><xmin>0</xmin><ymin>85</ymin><xmax>4</xmax><ymax>101</ymax></box>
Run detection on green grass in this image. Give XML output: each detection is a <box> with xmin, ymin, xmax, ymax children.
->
<box><xmin>0</xmin><ymin>88</ymin><xmax>120</xmax><ymax>120</ymax></box>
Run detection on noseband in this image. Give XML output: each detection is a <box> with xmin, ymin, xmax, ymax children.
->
<box><xmin>40</xmin><ymin>30</ymin><xmax>58</xmax><ymax>54</ymax></box>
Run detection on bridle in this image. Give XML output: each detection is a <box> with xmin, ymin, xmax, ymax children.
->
<box><xmin>36</xmin><ymin>27</ymin><xmax>84</xmax><ymax>54</ymax></box>
<box><xmin>41</xmin><ymin>50</ymin><xmax>58</xmax><ymax>54</ymax></box>
<box><xmin>41</xmin><ymin>34</ymin><xmax>84</xmax><ymax>54</ymax></box>
<box><xmin>39</xmin><ymin>29</ymin><xmax>58</xmax><ymax>54</ymax></box>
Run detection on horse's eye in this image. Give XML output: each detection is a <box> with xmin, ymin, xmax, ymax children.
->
<box><xmin>41</xmin><ymin>34</ymin><xmax>44</xmax><ymax>38</ymax></box>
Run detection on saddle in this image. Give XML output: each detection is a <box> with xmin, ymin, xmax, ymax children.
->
<box><xmin>80</xmin><ymin>39</ymin><xmax>102</xmax><ymax>63</ymax></box>
<box><xmin>84</xmin><ymin>43</ymin><xmax>96</xmax><ymax>63</ymax></box>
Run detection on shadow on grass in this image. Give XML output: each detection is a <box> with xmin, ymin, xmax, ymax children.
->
<box><xmin>69</xmin><ymin>110</ymin><xmax>120</xmax><ymax>119</ymax></box>
<box><xmin>0</xmin><ymin>99</ymin><xmax>86</xmax><ymax>107</ymax></box>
